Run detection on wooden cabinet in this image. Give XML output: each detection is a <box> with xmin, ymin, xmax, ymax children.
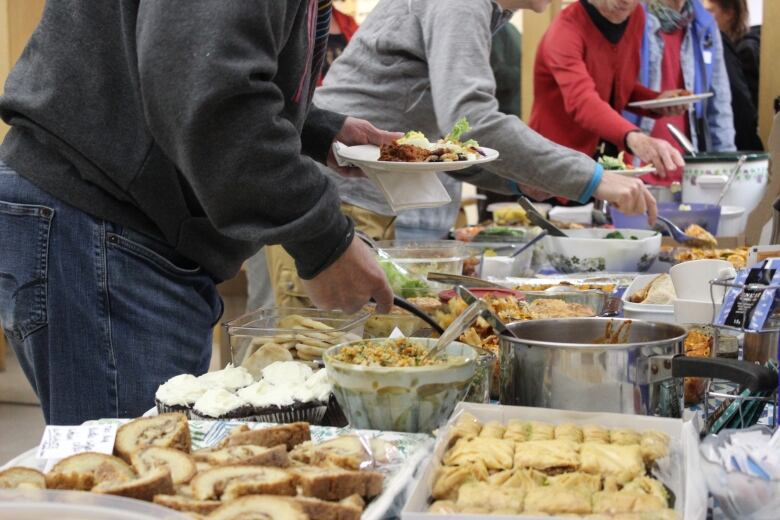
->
<box><xmin>0</xmin><ymin>0</ymin><xmax>45</xmax><ymax>140</ymax></box>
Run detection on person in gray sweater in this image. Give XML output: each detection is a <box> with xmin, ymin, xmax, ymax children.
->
<box><xmin>0</xmin><ymin>1</ymin><xmax>396</xmax><ymax>424</ymax></box>
<box><xmin>264</xmin><ymin>0</ymin><xmax>659</xmax><ymax>306</ymax></box>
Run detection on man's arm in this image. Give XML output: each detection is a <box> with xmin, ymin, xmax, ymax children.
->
<box><xmin>419</xmin><ymin>0</ymin><xmax>598</xmax><ymax>203</ymax></box>
<box><xmin>136</xmin><ymin>1</ymin><xmax>349</xmax><ymax>279</ymax></box>
<box><xmin>301</xmin><ymin>106</ymin><xmax>347</xmax><ymax>164</ymax></box>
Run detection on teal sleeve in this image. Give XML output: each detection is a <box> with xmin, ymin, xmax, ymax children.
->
<box><xmin>578</xmin><ymin>164</ymin><xmax>603</xmax><ymax>203</ymax></box>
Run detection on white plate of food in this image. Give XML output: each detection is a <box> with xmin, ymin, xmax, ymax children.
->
<box><xmin>598</xmin><ymin>152</ymin><xmax>656</xmax><ymax>177</ymax></box>
<box><xmin>335</xmin><ymin>118</ymin><xmax>499</xmax><ymax>173</ymax></box>
<box><xmin>628</xmin><ymin>92</ymin><xmax>713</xmax><ymax>109</ymax></box>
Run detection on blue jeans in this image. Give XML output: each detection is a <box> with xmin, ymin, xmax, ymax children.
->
<box><xmin>0</xmin><ymin>163</ymin><xmax>222</xmax><ymax>425</ymax></box>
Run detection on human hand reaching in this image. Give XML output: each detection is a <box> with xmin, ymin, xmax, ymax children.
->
<box><xmin>626</xmin><ymin>131</ymin><xmax>685</xmax><ymax>178</ymax></box>
<box><xmin>301</xmin><ymin>235</ymin><xmax>393</xmax><ymax>314</ymax></box>
<box><xmin>593</xmin><ymin>171</ymin><xmax>658</xmax><ymax>226</ymax></box>
<box><xmin>327</xmin><ymin>117</ymin><xmax>404</xmax><ymax>178</ymax></box>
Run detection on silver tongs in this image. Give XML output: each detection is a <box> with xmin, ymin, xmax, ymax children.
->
<box><xmin>517</xmin><ymin>196</ymin><xmax>567</xmax><ymax>237</ymax></box>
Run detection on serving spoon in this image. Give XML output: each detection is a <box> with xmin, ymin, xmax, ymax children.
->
<box><xmin>423</xmin><ymin>299</ymin><xmax>486</xmax><ymax>361</ymax></box>
<box><xmin>655</xmin><ymin>216</ymin><xmax>717</xmax><ymax>248</ymax></box>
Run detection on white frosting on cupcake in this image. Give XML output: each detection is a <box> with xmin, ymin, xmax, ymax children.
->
<box><xmin>261</xmin><ymin>361</ymin><xmax>313</xmax><ymax>386</ymax></box>
<box><xmin>238</xmin><ymin>381</ymin><xmax>295</xmax><ymax>408</ymax></box>
<box><xmin>304</xmin><ymin>368</ymin><xmax>333</xmax><ymax>402</ymax></box>
<box><xmin>236</xmin><ymin>362</ymin><xmax>331</xmax><ymax>408</ymax></box>
<box><xmin>155</xmin><ymin>374</ymin><xmax>207</xmax><ymax>407</ymax></box>
<box><xmin>197</xmin><ymin>364</ymin><xmax>254</xmax><ymax>391</ymax></box>
<box><xmin>192</xmin><ymin>388</ymin><xmax>249</xmax><ymax>418</ymax></box>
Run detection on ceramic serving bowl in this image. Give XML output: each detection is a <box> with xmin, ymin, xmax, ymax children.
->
<box><xmin>322</xmin><ymin>338</ymin><xmax>476</xmax><ymax>433</ymax></box>
<box><xmin>543</xmin><ymin>228</ymin><xmax>661</xmax><ymax>273</ymax></box>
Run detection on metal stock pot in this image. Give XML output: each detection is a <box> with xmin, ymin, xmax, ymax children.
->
<box><xmin>499</xmin><ymin>318</ymin><xmax>688</xmax><ymax>417</ymax></box>
<box><xmin>499</xmin><ymin>318</ymin><xmax>778</xmax><ymax>419</ymax></box>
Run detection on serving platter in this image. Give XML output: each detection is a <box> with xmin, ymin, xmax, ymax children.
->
<box><xmin>628</xmin><ymin>92</ymin><xmax>713</xmax><ymax>109</ymax></box>
<box><xmin>336</xmin><ymin>144</ymin><xmax>499</xmax><ymax>173</ymax></box>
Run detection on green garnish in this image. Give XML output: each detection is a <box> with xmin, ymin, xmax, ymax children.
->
<box><xmin>605</xmin><ymin>231</ymin><xmax>639</xmax><ymax>240</ymax></box>
<box><xmin>445</xmin><ymin>117</ymin><xmax>471</xmax><ymax>143</ymax></box>
<box><xmin>598</xmin><ymin>152</ymin><xmax>628</xmax><ymax>170</ymax></box>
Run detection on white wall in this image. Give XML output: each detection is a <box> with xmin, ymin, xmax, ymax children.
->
<box><xmin>748</xmin><ymin>0</ymin><xmax>763</xmax><ymax>26</ymax></box>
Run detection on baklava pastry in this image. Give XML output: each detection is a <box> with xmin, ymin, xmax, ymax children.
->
<box><xmin>513</xmin><ymin>440</ymin><xmax>580</xmax><ymax>473</ymax></box>
<box><xmin>444</xmin><ymin>437</ymin><xmax>514</xmax><ymax>470</ymax></box>
<box><xmin>546</xmin><ymin>471</ymin><xmax>602</xmax><ymax>493</ymax></box>
<box><xmin>582</xmin><ymin>425</ymin><xmax>610</xmax><ymax>444</ymax></box>
<box><xmin>431</xmin><ymin>462</ymin><xmax>489</xmax><ymax>500</ymax></box>
<box><xmin>524</xmin><ymin>485</ymin><xmax>592</xmax><ymax>515</ymax></box>
<box><xmin>580</xmin><ymin>444</ymin><xmax>644</xmax><ymax>484</ymax></box>
<box><xmin>554</xmin><ymin>423</ymin><xmax>584</xmax><ymax>443</ymax></box>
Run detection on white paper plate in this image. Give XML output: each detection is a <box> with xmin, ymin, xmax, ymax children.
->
<box><xmin>608</xmin><ymin>165</ymin><xmax>657</xmax><ymax>177</ymax></box>
<box><xmin>628</xmin><ymin>92</ymin><xmax>713</xmax><ymax>109</ymax></box>
<box><xmin>336</xmin><ymin>144</ymin><xmax>499</xmax><ymax>173</ymax></box>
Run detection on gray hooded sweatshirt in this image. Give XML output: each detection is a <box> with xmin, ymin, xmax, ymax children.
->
<box><xmin>315</xmin><ymin>0</ymin><xmax>602</xmax><ymax>229</ymax></box>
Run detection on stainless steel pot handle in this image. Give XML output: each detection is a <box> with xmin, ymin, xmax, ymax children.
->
<box><xmin>672</xmin><ymin>356</ymin><xmax>777</xmax><ymax>393</ymax></box>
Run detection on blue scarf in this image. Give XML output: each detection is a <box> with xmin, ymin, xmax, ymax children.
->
<box><xmin>648</xmin><ymin>0</ymin><xmax>694</xmax><ymax>33</ymax></box>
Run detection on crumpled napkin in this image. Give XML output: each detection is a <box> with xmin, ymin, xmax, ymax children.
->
<box><xmin>332</xmin><ymin>143</ymin><xmax>452</xmax><ymax>213</ymax></box>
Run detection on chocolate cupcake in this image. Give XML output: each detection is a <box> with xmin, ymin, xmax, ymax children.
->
<box><xmin>155</xmin><ymin>374</ymin><xmax>207</xmax><ymax>417</ymax></box>
<box><xmin>191</xmin><ymin>388</ymin><xmax>254</xmax><ymax>421</ymax></box>
<box><xmin>237</xmin><ymin>362</ymin><xmax>332</xmax><ymax>424</ymax></box>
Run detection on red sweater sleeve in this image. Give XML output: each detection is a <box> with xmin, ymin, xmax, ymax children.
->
<box><xmin>542</xmin><ymin>19</ymin><xmax>639</xmax><ymax>148</ymax></box>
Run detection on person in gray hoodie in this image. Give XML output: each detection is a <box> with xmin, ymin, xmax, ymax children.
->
<box><xmin>0</xmin><ymin>1</ymin><xmax>396</xmax><ymax>424</ymax></box>
<box><xmin>265</xmin><ymin>0</ymin><xmax>660</xmax><ymax>307</ymax></box>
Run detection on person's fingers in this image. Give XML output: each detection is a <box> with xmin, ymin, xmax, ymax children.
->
<box><xmin>660</xmin><ymin>145</ymin><xmax>677</xmax><ymax>174</ymax></box>
<box><xmin>372</xmin><ymin>282</ymin><xmax>394</xmax><ymax>314</ymax></box>
<box><xmin>368</xmin><ymin>126</ymin><xmax>404</xmax><ymax>146</ymax></box>
<box><xmin>672</xmin><ymin>148</ymin><xmax>686</xmax><ymax>168</ymax></box>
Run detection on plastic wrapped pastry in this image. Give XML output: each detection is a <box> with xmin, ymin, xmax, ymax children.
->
<box><xmin>640</xmin><ymin>431</ymin><xmax>670</xmax><ymax>463</ymax></box>
<box><xmin>487</xmin><ymin>468</ymin><xmax>546</xmax><ymax>490</ymax></box>
<box><xmin>546</xmin><ymin>471</ymin><xmax>602</xmax><ymax>493</ymax></box>
<box><xmin>503</xmin><ymin>420</ymin><xmax>530</xmax><ymax>442</ymax></box>
<box><xmin>609</xmin><ymin>428</ymin><xmax>642</xmax><ymax>446</ymax></box>
<box><xmin>555</xmin><ymin>423</ymin><xmax>584</xmax><ymax>443</ymax></box>
<box><xmin>524</xmin><ymin>486</ymin><xmax>592</xmax><ymax>515</ymax></box>
<box><xmin>513</xmin><ymin>440</ymin><xmax>580</xmax><ymax>473</ymax></box>
<box><xmin>528</xmin><ymin>421</ymin><xmax>555</xmax><ymax>441</ymax></box>
<box><xmin>456</xmin><ymin>482</ymin><xmax>525</xmax><ymax>513</ymax></box>
<box><xmin>479</xmin><ymin>421</ymin><xmax>506</xmax><ymax>439</ymax></box>
<box><xmin>580</xmin><ymin>444</ymin><xmax>644</xmax><ymax>484</ymax></box>
<box><xmin>591</xmin><ymin>491</ymin><xmax>667</xmax><ymax>515</ymax></box>
<box><xmin>431</xmin><ymin>462</ymin><xmax>488</xmax><ymax>500</ymax></box>
<box><xmin>444</xmin><ymin>438</ymin><xmax>514</xmax><ymax>470</ymax></box>
<box><xmin>583</xmin><ymin>425</ymin><xmax>610</xmax><ymax>444</ymax></box>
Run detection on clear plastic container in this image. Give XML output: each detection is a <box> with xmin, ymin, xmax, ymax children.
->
<box><xmin>375</xmin><ymin>240</ymin><xmax>469</xmax><ymax>298</ymax></box>
<box><xmin>223</xmin><ymin>307</ymin><xmax>369</xmax><ymax>366</ymax></box>
<box><xmin>0</xmin><ymin>489</ymin><xmax>190</xmax><ymax>519</ymax></box>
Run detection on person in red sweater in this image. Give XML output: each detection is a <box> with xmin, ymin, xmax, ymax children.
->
<box><xmin>530</xmin><ymin>0</ymin><xmax>686</xmax><ymax>177</ymax></box>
